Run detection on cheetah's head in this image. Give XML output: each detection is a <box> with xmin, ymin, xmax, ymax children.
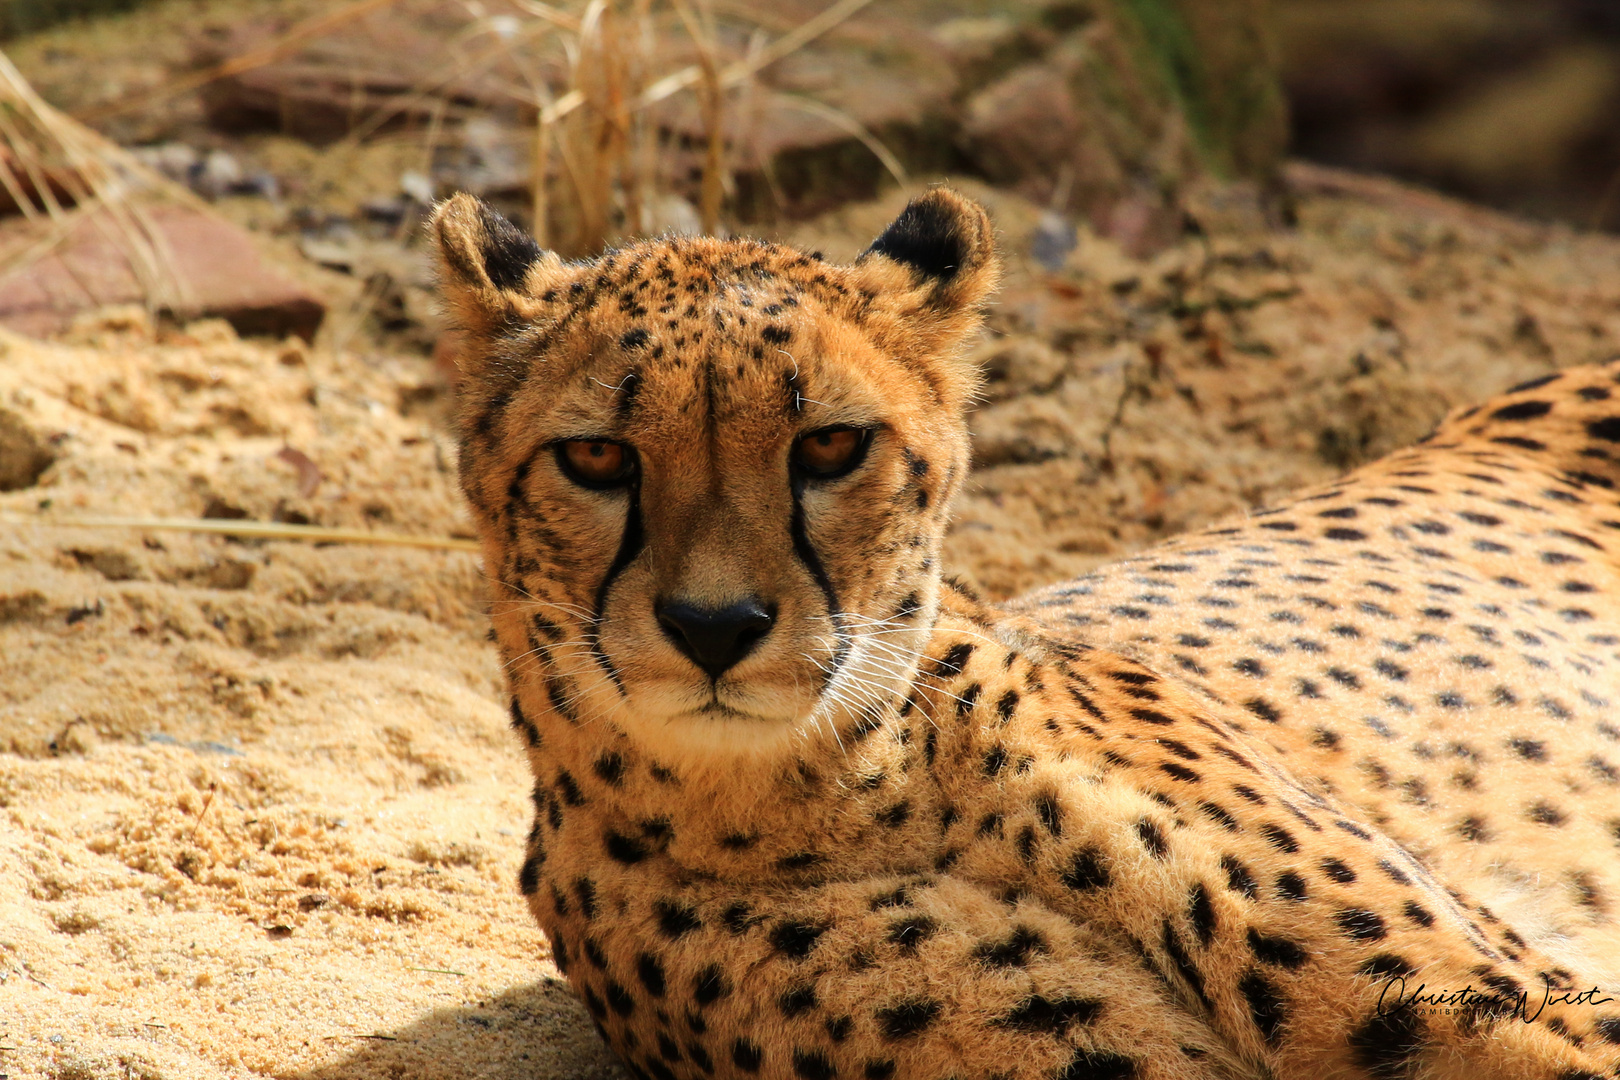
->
<box><xmin>434</xmin><ymin>189</ymin><xmax>999</xmax><ymax>758</ymax></box>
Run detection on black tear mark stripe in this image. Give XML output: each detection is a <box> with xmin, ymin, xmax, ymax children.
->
<box><xmin>788</xmin><ymin>472</ymin><xmax>846</xmax><ymax>680</ymax></box>
<box><xmin>588</xmin><ymin>482</ymin><xmax>645</xmax><ymax>697</ymax></box>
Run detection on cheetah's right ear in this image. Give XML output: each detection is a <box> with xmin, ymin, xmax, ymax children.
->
<box><xmin>855</xmin><ymin>187</ymin><xmax>991</xmax><ymax>330</ymax></box>
<box><xmin>431</xmin><ymin>194</ymin><xmax>570</xmax><ymax>342</ymax></box>
<box><xmin>849</xmin><ymin>188</ymin><xmax>1000</xmax><ymax>373</ymax></box>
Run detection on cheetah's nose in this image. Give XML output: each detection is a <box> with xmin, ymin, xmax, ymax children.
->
<box><xmin>655</xmin><ymin>598</ymin><xmax>776</xmax><ymax>679</ymax></box>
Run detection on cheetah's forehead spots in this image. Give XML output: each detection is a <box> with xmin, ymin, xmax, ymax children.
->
<box><xmin>513</xmin><ymin>248</ymin><xmax>933</xmax><ymax>456</ymax></box>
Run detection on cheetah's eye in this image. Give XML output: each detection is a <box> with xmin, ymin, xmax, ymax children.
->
<box><xmin>556</xmin><ymin>439</ymin><xmax>636</xmax><ymax>488</ymax></box>
<box><xmin>792</xmin><ymin>426</ymin><xmax>871</xmax><ymax>480</ymax></box>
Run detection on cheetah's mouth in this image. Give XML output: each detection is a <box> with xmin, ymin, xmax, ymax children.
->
<box><xmin>691</xmin><ymin>698</ymin><xmax>768</xmax><ymax>723</ymax></box>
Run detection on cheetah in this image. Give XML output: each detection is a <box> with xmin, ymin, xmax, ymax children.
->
<box><xmin>431</xmin><ymin>186</ymin><xmax>1620</xmax><ymax>1080</ymax></box>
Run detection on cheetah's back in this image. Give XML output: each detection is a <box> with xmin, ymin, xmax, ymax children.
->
<box><xmin>1015</xmin><ymin>363</ymin><xmax>1620</xmax><ymax>984</ymax></box>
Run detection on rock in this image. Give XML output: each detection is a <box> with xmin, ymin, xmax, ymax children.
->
<box><xmin>959</xmin><ymin>1</ymin><xmax>1286</xmax><ymax>248</ymax></box>
<box><xmin>0</xmin><ymin>202</ymin><xmax>325</xmax><ymax>342</ymax></box>
<box><xmin>190</xmin><ymin>14</ymin><xmax>530</xmax><ymax>145</ymax></box>
<box><xmin>0</xmin><ymin>406</ymin><xmax>55</xmax><ymax>490</ymax></box>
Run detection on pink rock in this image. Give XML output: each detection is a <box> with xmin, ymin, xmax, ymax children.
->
<box><xmin>0</xmin><ymin>202</ymin><xmax>325</xmax><ymax>341</ymax></box>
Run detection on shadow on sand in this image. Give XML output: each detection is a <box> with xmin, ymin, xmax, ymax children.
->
<box><xmin>288</xmin><ymin>977</ymin><xmax>626</xmax><ymax>1080</ymax></box>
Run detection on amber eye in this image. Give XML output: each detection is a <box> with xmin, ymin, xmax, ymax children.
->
<box><xmin>792</xmin><ymin>426</ymin><xmax>870</xmax><ymax>479</ymax></box>
<box><xmin>556</xmin><ymin>439</ymin><xmax>636</xmax><ymax>488</ymax></box>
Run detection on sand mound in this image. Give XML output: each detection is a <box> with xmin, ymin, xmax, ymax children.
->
<box><xmin>3</xmin><ymin>180</ymin><xmax>1620</xmax><ymax>1079</ymax></box>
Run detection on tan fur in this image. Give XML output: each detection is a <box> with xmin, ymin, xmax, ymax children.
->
<box><xmin>434</xmin><ymin>188</ymin><xmax>1620</xmax><ymax>1080</ymax></box>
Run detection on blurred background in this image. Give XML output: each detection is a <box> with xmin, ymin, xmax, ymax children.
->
<box><xmin>1</xmin><ymin>0</ymin><xmax>1616</xmax><ymax>353</ymax></box>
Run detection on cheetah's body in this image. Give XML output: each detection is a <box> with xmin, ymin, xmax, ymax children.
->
<box><xmin>432</xmin><ymin>190</ymin><xmax>1620</xmax><ymax>1080</ymax></box>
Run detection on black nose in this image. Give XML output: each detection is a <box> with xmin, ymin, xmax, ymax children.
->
<box><xmin>656</xmin><ymin>598</ymin><xmax>776</xmax><ymax>679</ymax></box>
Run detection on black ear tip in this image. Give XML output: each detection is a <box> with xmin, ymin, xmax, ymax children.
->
<box><xmin>474</xmin><ymin>201</ymin><xmax>544</xmax><ymax>292</ymax></box>
<box><xmin>862</xmin><ymin>189</ymin><xmax>988</xmax><ymax>283</ymax></box>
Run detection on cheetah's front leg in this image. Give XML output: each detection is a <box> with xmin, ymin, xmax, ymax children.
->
<box><xmin>542</xmin><ymin>864</ymin><xmax>1253</xmax><ymax>1080</ymax></box>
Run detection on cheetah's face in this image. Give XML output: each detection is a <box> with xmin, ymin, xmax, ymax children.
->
<box><xmin>435</xmin><ymin>191</ymin><xmax>999</xmax><ymax>757</ymax></box>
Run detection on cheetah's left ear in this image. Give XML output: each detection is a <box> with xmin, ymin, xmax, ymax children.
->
<box><xmin>851</xmin><ymin>187</ymin><xmax>1000</xmax><ymax>353</ymax></box>
<box><xmin>431</xmin><ymin>194</ymin><xmax>570</xmax><ymax>347</ymax></box>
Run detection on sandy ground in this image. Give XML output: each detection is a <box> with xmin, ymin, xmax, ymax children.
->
<box><xmin>4</xmin><ymin>179</ymin><xmax>1620</xmax><ymax>1079</ymax></box>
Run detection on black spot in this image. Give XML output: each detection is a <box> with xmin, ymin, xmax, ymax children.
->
<box><xmin>1247</xmin><ymin>928</ymin><xmax>1309</xmax><ymax>969</ymax></box>
<box><xmin>1035</xmin><ymin>791</ymin><xmax>1064</xmax><ymax>835</ymax></box>
<box><xmin>771</xmin><ymin>920</ymin><xmax>828</xmax><ymax>959</ymax></box>
<box><xmin>1321</xmin><ymin>858</ymin><xmax>1357</xmax><ymax>883</ymax></box>
<box><xmin>1188</xmin><ymin>884</ymin><xmax>1217</xmax><ymax>945</ymax></box>
<box><xmin>863</xmin><ymin>1061</ymin><xmax>895</xmax><ymax>1080</ymax></box>
<box><xmin>971</xmin><ymin>925</ymin><xmax>1048</xmax><ymax>967</ymax></box>
<box><xmin>1490</xmin><ymin>400</ymin><xmax>1553</xmax><ymax>421</ymax></box>
<box><xmin>1135</xmin><ymin>818</ymin><xmax>1168</xmax><ymax>859</ymax></box>
<box><xmin>518</xmin><ymin>850</ymin><xmax>543</xmax><ymax>895</ymax></box>
<box><xmin>636</xmin><ymin>953</ymin><xmax>666</xmax><ymax>996</ymax></box>
<box><xmin>1588</xmin><ymin>417</ymin><xmax>1620</xmax><ymax>442</ymax></box>
<box><xmin>1238</xmin><ymin>971</ymin><xmax>1287</xmax><ymax>1045</ymax></box>
<box><xmin>1056</xmin><ymin>1050</ymin><xmax>1138</xmax><ymax>1080</ymax></box>
<box><xmin>1276</xmin><ymin>873</ymin><xmax>1308</xmax><ymax>902</ymax></box>
<box><xmin>1200</xmin><ymin>801</ymin><xmax>1241</xmax><ymax>832</ymax></box>
<box><xmin>1508</xmin><ymin>737</ymin><xmax>1547</xmax><ymax>761</ymax></box>
<box><xmin>593</xmin><ymin>752</ymin><xmax>626</xmax><ymax>786</ymax></box>
<box><xmin>509</xmin><ymin>698</ymin><xmax>540</xmax><ymax>747</ymax></box>
<box><xmin>875</xmin><ymin>801</ymin><xmax>911</xmax><ymax>827</ymax></box>
<box><xmin>693</xmin><ymin>964</ymin><xmax>728</xmax><ymax>1005</ymax></box>
<box><xmin>982</xmin><ymin>745</ymin><xmax>1007</xmax><ymax>776</ymax></box>
<box><xmin>934</xmin><ymin>642</ymin><xmax>974</xmax><ymax>675</ymax></box>
<box><xmin>555</xmin><ymin>770</ymin><xmax>586</xmax><ymax>806</ymax></box>
<box><xmin>1336</xmin><ymin>909</ymin><xmax>1388</xmax><ymax>941</ymax></box>
<box><xmin>761</xmin><ymin>324</ymin><xmax>792</xmax><ymax>345</ymax></box>
<box><xmin>1528</xmin><ymin>801</ymin><xmax>1567</xmax><ymax>826</ymax></box>
<box><xmin>887</xmin><ymin>915</ymin><xmax>937</xmax><ymax>951</ymax></box>
<box><xmin>574</xmin><ymin>877</ymin><xmax>598</xmax><ymax>918</ymax></box>
<box><xmin>793</xmin><ymin>1050</ymin><xmax>836</xmax><ymax>1080</ymax></box>
<box><xmin>655</xmin><ymin>900</ymin><xmax>702</xmax><ymax>939</ymax></box>
<box><xmin>1244</xmin><ymin>697</ymin><xmax>1282</xmax><ymax>722</ymax></box>
<box><xmin>605</xmin><ymin>979</ymin><xmax>636</xmax><ymax>1017</ymax></box>
<box><xmin>996</xmin><ymin>995</ymin><xmax>1102</xmax><ymax>1032</ymax></box>
<box><xmin>777</xmin><ymin>852</ymin><xmax>825</xmax><ymax>872</ymax></box>
<box><xmin>1222</xmin><ymin>856</ymin><xmax>1258</xmax><ymax>899</ymax></box>
<box><xmin>779</xmin><ymin>983</ymin><xmax>819</xmax><ymax>1017</ymax></box>
<box><xmin>732</xmin><ymin>1039</ymin><xmax>763</xmax><ymax>1072</ymax></box>
<box><xmin>1326</xmin><ymin>527</ymin><xmax>1368</xmax><ymax>541</ymax></box>
<box><xmin>1348</xmin><ymin>1005</ymin><xmax>1427</xmax><ymax>1079</ymax></box>
<box><xmin>1161</xmin><ymin>761</ymin><xmax>1199</xmax><ymax>782</ymax></box>
<box><xmin>1161</xmin><ymin>921</ymin><xmax>1210</xmax><ymax>1007</ymax></box>
<box><xmin>605</xmin><ymin>831</ymin><xmax>649</xmax><ymax>864</ymax></box>
<box><xmin>1359</xmin><ymin>954</ymin><xmax>1416</xmax><ymax>979</ymax></box>
<box><xmin>1259</xmin><ymin>824</ymin><xmax>1299</xmax><ymax>853</ymax></box>
<box><xmin>1061</xmin><ymin>847</ymin><xmax>1112</xmax><ymax>890</ymax></box>
<box><xmin>876</xmin><ymin>999</ymin><xmax>940</xmax><ymax>1039</ymax></box>
<box><xmin>825</xmin><ymin>1016</ymin><xmax>852</xmax><ymax>1042</ymax></box>
<box><xmin>869</xmin><ymin>886</ymin><xmax>911</xmax><ymax>910</ymax></box>
<box><xmin>1402</xmin><ymin>901</ymin><xmax>1435</xmax><ymax>927</ymax></box>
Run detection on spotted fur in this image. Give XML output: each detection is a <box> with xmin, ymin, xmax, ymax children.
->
<box><xmin>435</xmin><ymin>189</ymin><xmax>1620</xmax><ymax>1080</ymax></box>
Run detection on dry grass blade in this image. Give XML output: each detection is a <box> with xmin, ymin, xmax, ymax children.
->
<box><xmin>770</xmin><ymin>91</ymin><xmax>907</xmax><ymax>186</ymax></box>
<box><xmin>0</xmin><ymin>511</ymin><xmax>481</xmax><ymax>552</ymax></box>
<box><xmin>0</xmin><ymin>49</ymin><xmax>199</xmax><ymax>311</ymax></box>
<box><xmin>670</xmin><ymin>0</ymin><xmax>725</xmax><ymax>234</ymax></box>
